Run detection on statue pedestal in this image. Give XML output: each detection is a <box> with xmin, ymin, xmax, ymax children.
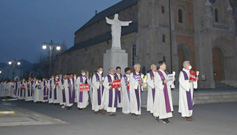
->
<box><xmin>103</xmin><ymin>48</ymin><xmax>128</xmax><ymax>75</ymax></box>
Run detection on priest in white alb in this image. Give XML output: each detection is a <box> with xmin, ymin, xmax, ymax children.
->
<box><xmin>129</xmin><ymin>64</ymin><xmax>143</xmax><ymax>117</ymax></box>
<box><xmin>146</xmin><ymin>64</ymin><xmax>157</xmax><ymax>113</ymax></box>
<box><xmin>76</xmin><ymin>70</ymin><xmax>89</xmax><ymax>110</ymax></box>
<box><xmin>178</xmin><ymin>61</ymin><xmax>198</xmax><ymax>121</ymax></box>
<box><xmin>153</xmin><ymin>61</ymin><xmax>174</xmax><ymax>124</ymax></box>
<box><xmin>103</xmin><ymin>68</ymin><xmax>118</xmax><ymax>116</ymax></box>
<box><xmin>114</xmin><ymin>66</ymin><xmax>123</xmax><ymax>108</ymax></box>
<box><xmin>121</xmin><ymin>67</ymin><xmax>131</xmax><ymax>114</ymax></box>
<box><xmin>92</xmin><ymin>66</ymin><xmax>105</xmax><ymax>114</ymax></box>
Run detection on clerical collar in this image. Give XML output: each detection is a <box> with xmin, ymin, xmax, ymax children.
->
<box><xmin>183</xmin><ymin>68</ymin><xmax>189</xmax><ymax>72</ymax></box>
<box><xmin>159</xmin><ymin>69</ymin><xmax>165</xmax><ymax>72</ymax></box>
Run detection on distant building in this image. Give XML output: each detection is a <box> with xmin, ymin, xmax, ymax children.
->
<box><xmin>54</xmin><ymin>0</ymin><xmax>237</xmax><ymax>88</ymax></box>
<box><xmin>0</xmin><ymin>66</ymin><xmax>23</xmax><ymax>81</ymax></box>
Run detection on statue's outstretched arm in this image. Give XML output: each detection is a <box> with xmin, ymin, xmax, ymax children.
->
<box><xmin>105</xmin><ymin>17</ymin><xmax>114</xmax><ymax>25</ymax></box>
<box><xmin>121</xmin><ymin>21</ymin><xmax>132</xmax><ymax>26</ymax></box>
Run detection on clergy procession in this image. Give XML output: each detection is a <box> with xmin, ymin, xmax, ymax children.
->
<box><xmin>0</xmin><ymin>60</ymin><xmax>199</xmax><ymax>124</ymax></box>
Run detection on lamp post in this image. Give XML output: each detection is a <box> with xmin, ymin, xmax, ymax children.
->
<box><xmin>8</xmin><ymin>59</ymin><xmax>21</xmax><ymax>80</ymax></box>
<box><xmin>42</xmin><ymin>40</ymin><xmax>61</xmax><ymax>76</ymax></box>
<box><xmin>0</xmin><ymin>70</ymin><xmax>2</xmax><ymax>81</ymax></box>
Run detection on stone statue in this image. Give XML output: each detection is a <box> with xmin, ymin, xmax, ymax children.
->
<box><xmin>106</xmin><ymin>14</ymin><xmax>132</xmax><ymax>50</ymax></box>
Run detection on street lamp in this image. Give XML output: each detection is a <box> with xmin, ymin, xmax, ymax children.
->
<box><xmin>8</xmin><ymin>59</ymin><xmax>21</xmax><ymax>80</ymax></box>
<box><xmin>42</xmin><ymin>40</ymin><xmax>61</xmax><ymax>76</ymax></box>
<box><xmin>0</xmin><ymin>70</ymin><xmax>2</xmax><ymax>81</ymax></box>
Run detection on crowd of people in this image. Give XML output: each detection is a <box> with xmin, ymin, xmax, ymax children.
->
<box><xmin>0</xmin><ymin>61</ymin><xmax>198</xmax><ymax>124</ymax></box>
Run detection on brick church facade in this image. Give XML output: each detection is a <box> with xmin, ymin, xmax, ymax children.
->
<box><xmin>54</xmin><ymin>0</ymin><xmax>237</xmax><ymax>88</ymax></box>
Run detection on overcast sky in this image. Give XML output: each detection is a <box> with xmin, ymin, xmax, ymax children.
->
<box><xmin>0</xmin><ymin>0</ymin><xmax>121</xmax><ymax>63</ymax></box>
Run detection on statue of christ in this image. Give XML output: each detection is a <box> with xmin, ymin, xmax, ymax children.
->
<box><xmin>106</xmin><ymin>14</ymin><xmax>132</xmax><ymax>49</ymax></box>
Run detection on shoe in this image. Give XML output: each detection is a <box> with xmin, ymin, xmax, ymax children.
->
<box><xmin>186</xmin><ymin>117</ymin><xmax>194</xmax><ymax>121</ymax></box>
<box><xmin>156</xmin><ymin>117</ymin><xmax>160</xmax><ymax>122</ymax></box>
<box><xmin>61</xmin><ymin>106</ymin><xmax>65</xmax><ymax>109</ymax></box>
<box><xmin>100</xmin><ymin>110</ymin><xmax>105</xmax><ymax>115</ymax></box>
<box><xmin>132</xmin><ymin>114</ymin><xmax>141</xmax><ymax>118</ymax></box>
<box><xmin>67</xmin><ymin>107</ymin><xmax>71</xmax><ymax>110</ymax></box>
<box><xmin>162</xmin><ymin>119</ymin><xmax>170</xmax><ymax>124</ymax></box>
<box><xmin>110</xmin><ymin>113</ymin><xmax>116</xmax><ymax>116</ymax></box>
<box><xmin>94</xmin><ymin>111</ymin><xmax>99</xmax><ymax>114</ymax></box>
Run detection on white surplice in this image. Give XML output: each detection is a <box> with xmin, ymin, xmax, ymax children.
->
<box><xmin>121</xmin><ymin>74</ymin><xmax>130</xmax><ymax>114</ymax></box>
<box><xmin>153</xmin><ymin>70</ymin><xmax>173</xmax><ymax>119</ymax></box>
<box><xmin>178</xmin><ymin>68</ymin><xmax>198</xmax><ymax>117</ymax></box>
<box><xmin>129</xmin><ymin>72</ymin><xmax>143</xmax><ymax>115</ymax></box>
<box><xmin>76</xmin><ymin>76</ymin><xmax>89</xmax><ymax>109</ymax></box>
<box><xmin>92</xmin><ymin>73</ymin><xmax>104</xmax><ymax>111</ymax></box>
<box><xmin>146</xmin><ymin>72</ymin><xmax>156</xmax><ymax>113</ymax></box>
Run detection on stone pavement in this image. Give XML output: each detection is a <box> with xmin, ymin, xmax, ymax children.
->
<box><xmin>0</xmin><ymin>98</ymin><xmax>67</xmax><ymax>127</ymax></box>
<box><xmin>0</xmin><ymin>98</ymin><xmax>236</xmax><ymax>135</ymax></box>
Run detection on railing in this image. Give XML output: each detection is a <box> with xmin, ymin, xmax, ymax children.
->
<box><xmin>212</xmin><ymin>22</ymin><xmax>229</xmax><ymax>30</ymax></box>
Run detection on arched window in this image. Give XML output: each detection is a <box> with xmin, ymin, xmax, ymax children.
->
<box><xmin>161</xmin><ymin>6</ymin><xmax>165</xmax><ymax>14</ymax></box>
<box><xmin>132</xmin><ymin>44</ymin><xmax>136</xmax><ymax>66</ymax></box>
<box><xmin>178</xmin><ymin>9</ymin><xmax>183</xmax><ymax>23</ymax></box>
<box><xmin>162</xmin><ymin>34</ymin><xmax>165</xmax><ymax>42</ymax></box>
<box><xmin>215</xmin><ymin>8</ymin><xmax>218</xmax><ymax>22</ymax></box>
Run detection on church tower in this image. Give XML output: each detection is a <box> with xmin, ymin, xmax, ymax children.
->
<box><xmin>136</xmin><ymin>0</ymin><xmax>178</xmax><ymax>73</ymax></box>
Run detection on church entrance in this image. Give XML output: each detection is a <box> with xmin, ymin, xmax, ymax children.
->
<box><xmin>212</xmin><ymin>47</ymin><xmax>223</xmax><ymax>81</ymax></box>
<box><xmin>212</xmin><ymin>37</ymin><xmax>236</xmax><ymax>83</ymax></box>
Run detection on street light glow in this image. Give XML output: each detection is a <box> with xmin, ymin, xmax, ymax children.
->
<box><xmin>56</xmin><ymin>46</ymin><xmax>61</xmax><ymax>51</ymax></box>
<box><xmin>0</xmin><ymin>71</ymin><xmax>2</xmax><ymax>74</ymax></box>
<box><xmin>17</xmin><ymin>62</ymin><xmax>21</xmax><ymax>65</ymax></box>
<box><xmin>8</xmin><ymin>61</ymin><xmax>12</xmax><ymax>65</ymax></box>
<box><xmin>42</xmin><ymin>45</ymin><xmax>47</xmax><ymax>49</ymax></box>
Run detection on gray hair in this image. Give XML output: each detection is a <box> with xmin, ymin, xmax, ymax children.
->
<box><xmin>81</xmin><ymin>70</ymin><xmax>86</xmax><ymax>73</ymax></box>
<box><xmin>150</xmin><ymin>64</ymin><xmax>156</xmax><ymax>69</ymax></box>
<box><xmin>109</xmin><ymin>68</ymin><xmax>115</xmax><ymax>71</ymax></box>
<box><xmin>183</xmin><ymin>61</ymin><xmax>190</xmax><ymax>67</ymax></box>
<box><xmin>134</xmin><ymin>63</ymin><xmax>141</xmax><ymax>68</ymax></box>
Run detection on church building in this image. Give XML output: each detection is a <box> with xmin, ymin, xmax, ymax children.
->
<box><xmin>54</xmin><ymin>0</ymin><xmax>237</xmax><ymax>89</ymax></box>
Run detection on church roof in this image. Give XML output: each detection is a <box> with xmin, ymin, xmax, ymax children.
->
<box><xmin>65</xmin><ymin>22</ymin><xmax>138</xmax><ymax>54</ymax></box>
<box><xmin>75</xmin><ymin>0</ymin><xmax>139</xmax><ymax>33</ymax></box>
<box><xmin>63</xmin><ymin>0</ymin><xmax>139</xmax><ymax>54</ymax></box>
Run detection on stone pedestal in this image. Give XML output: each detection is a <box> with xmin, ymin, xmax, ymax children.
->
<box><xmin>103</xmin><ymin>48</ymin><xmax>128</xmax><ymax>75</ymax></box>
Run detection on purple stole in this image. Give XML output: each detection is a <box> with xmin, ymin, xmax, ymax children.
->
<box><xmin>43</xmin><ymin>81</ymin><xmax>47</xmax><ymax>100</ymax></box>
<box><xmin>20</xmin><ymin>82</ymin><xmax>23</xmax><ymax>97</ymax></box>
<box><xmin>68</xmin><ymin>78</ymin><xmax>75</xmax><ymax>104</ymax></box>
<box><xmin>31</xmin><ymin>81</ymin><xmax>34</xmax><ymax>96</ymax></box>
<box><xmin>27</xmin><ymin>82</ymin><xmax>30</xmax><ymax>97</ymax></box>
<box><xmin>49</xmin><ymin>80</ymin><xmax>52</xmax><ymax>99</ymax></box>
<box><xmin>107</xmin><ymin>75</ymin><xmax>118</xmax><ymax>108</ymax></box>
<box><xmin>181</xmin><ymin>70</ymin><xmax>193</xmax><ymax>110</ymax></box>
<box><xmin>149</xmin><ymin>71</ymin><xmax>156</xmax><ymax>103</ymax></box>
<box><xmin>62</xmin><ymin>79</ymin><xmax>66</xmax><ymax>102</ymax></box>
<box><xmin>54</xmin><ymin>79</ymin><xmax>57</xmax><ymax>100</ymax></box>
<box><xmin>133</xmin><ymin>72</ymin><xmax>142</xmax><ymax>111</ymax></box>
<box><xmin>123</xmin><ymin>74</ymin><xmax>130</xmax><ymax>100</ymax></box>
<box><xmin>16</xmin><ymin>82</ymin><xmax>19</xmax><ymax>96</ymax></box>
<box><xmin>95</xmin><ymin>73</ymin><xmax>104</xmax><ymax>105</ymax></box>
<box><xmin>37</xmin><ymin>83</ymin><xmax>41</xmax><ymax>89</ymax></box>
<box><xmin>79</xmin><ymin>76</ymin><xmax>83</xmax><ymax>103</ymax></box>
<box><xmin>114</xmin><ymin>73</ymin><xmax>122</xmax><ymax>104</ymax></box>
<box><xmin>157</xmin><ymin>70</ymin><xmax>172</xmax><ymax>113</ymax></box>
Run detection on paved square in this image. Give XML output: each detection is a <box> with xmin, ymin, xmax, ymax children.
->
<box><xmin>0</xmin><ymin>99</ymin><xmax>236</xmax><ymax>135</ymax></box>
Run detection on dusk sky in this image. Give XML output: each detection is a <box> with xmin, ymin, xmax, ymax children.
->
<box><xmin>0</xmin><ymin>0</ymin><xmax>121</xmax><ymax>63</ymax></box>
